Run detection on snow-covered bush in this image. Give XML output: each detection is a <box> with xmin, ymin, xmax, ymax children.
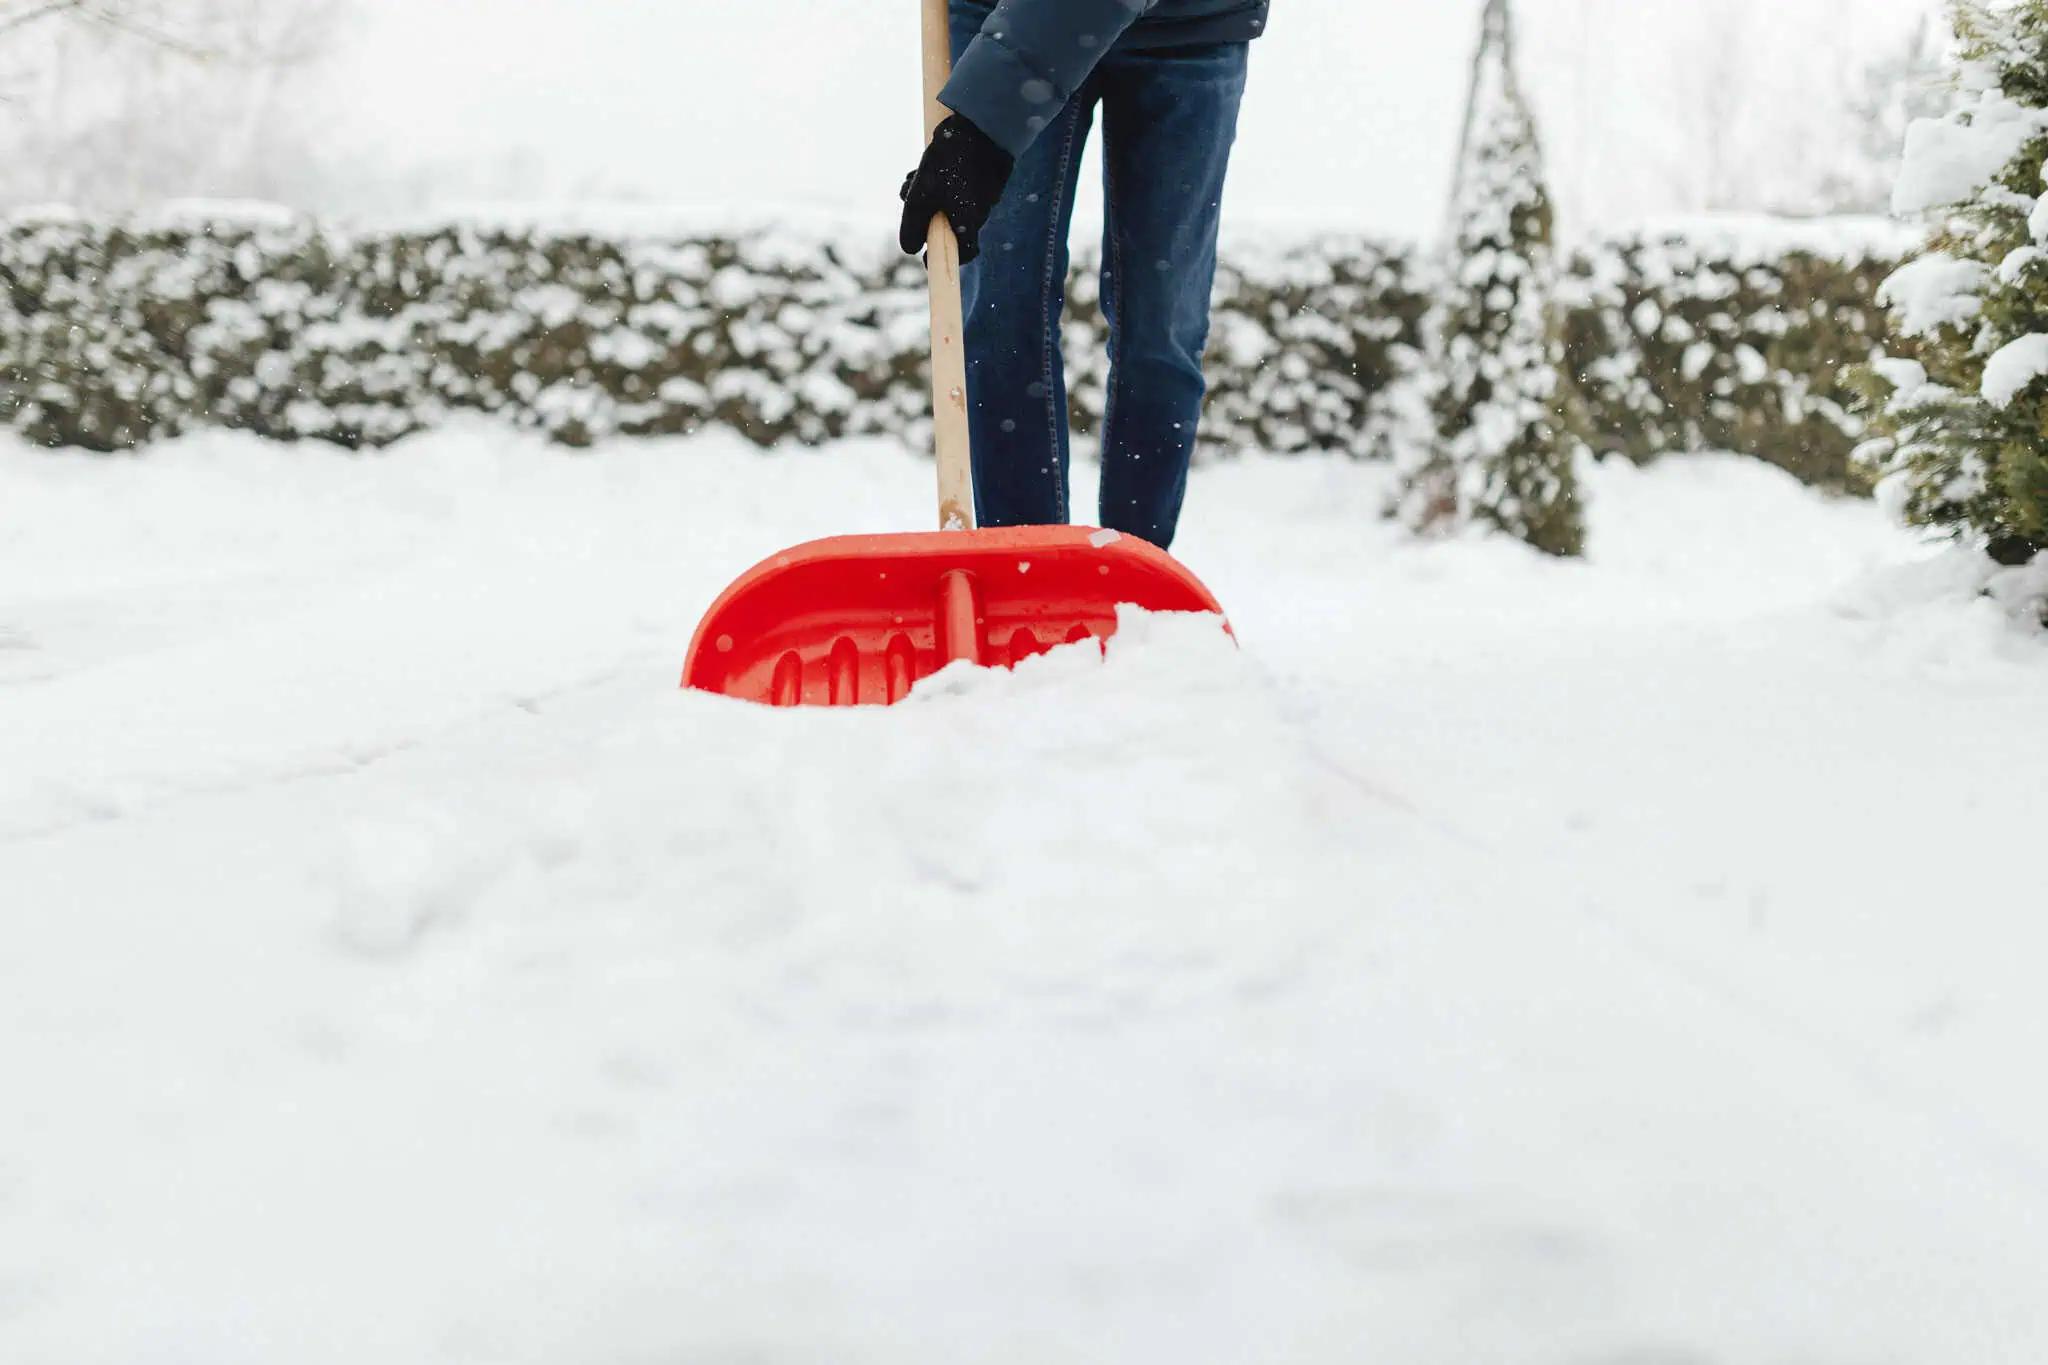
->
<box><xmin>349</xmin><ymin>222</ymin><xmax>933</xmax><ymax>450</ymax></box>
<box><xmin>2</xmin><ymin>205</ymin><xmax>1899</xmax><ymax>492</ymax></box>
<box><xmin>1398</xmin><ymin>0</ymin><xmax>1586</xmax><ymax>558</ymax></box>
<box><xmin>1567</xmin><ymin>218</ymin><xmax>1912</xmax><ymax>494</ymax></box>
<box><xmin>0</xmin><ymin>206</ymin><xmax>334</xmax><ymax>449</ymax></box>
<box><xmin>0</xmin><ymin>210</ymin><xmax>939</xmax><ymax>451</ymax></box>
<box><xmin>0</xmin><ymin>209</ymin><xmax>1431</xmax><ymax>459</ymax></box>
<box><xmin>1070</xmin><ymin>235</ymin><xmax>1433</xmax><ymax>459</ymax></box>
<box><xmin>1862</xmin><ymin>0</ymin><xmax>2048</xmax><ymax>565</ymax></box>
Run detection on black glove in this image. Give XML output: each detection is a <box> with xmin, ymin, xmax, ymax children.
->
<box><xmin>899</xmin><ymin>114</ymin><xmax>1015</xmax><ymax>266</ymax></box>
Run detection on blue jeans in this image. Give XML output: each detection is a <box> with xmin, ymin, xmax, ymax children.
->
<box><xmin>951</xmin><ymin>8</ymin><xmax>1249</xmax><ymax>549</ymax></box>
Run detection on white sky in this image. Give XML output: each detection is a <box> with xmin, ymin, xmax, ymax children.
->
<box><xmin>317</xmin><ymin>0</ymin><xmax>1939</xmax><ymax>239</ymax></box>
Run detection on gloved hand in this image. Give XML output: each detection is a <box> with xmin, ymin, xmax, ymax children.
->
<box><xmin>899</xmin><ymin>114</ymin><xmax>1015</xmax><ymax>266</ymax></box>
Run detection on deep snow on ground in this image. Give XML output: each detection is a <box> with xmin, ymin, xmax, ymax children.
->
<box><xmin>3</xmin><ymin>428</ymin><xmax>2046</xmax><ymax>1365</ymax></box>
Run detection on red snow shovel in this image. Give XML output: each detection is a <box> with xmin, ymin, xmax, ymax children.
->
<box><xmin>682</xmin><ymin>0</ymin><xmax>1228</xmax><ymax>707</ymax></box>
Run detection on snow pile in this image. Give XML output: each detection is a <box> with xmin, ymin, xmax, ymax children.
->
<box><xmin>1838</xmin><ymin>539</ymin><xmax>2048</xmax><ymax>641</ymax></box>
<box><xmin>2</xmin><ymin>427</ymin><xmax>2046</xmax><ymax>1363</ymax></box>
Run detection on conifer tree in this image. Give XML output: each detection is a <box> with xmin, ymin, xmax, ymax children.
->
<box><xmin>1865</xmin><ymin>1</ymin><xmax>2048</xmax><ymax>565</ymax></box>
<box><xmin>1398</xmin><ymin>0</ymin><xmax>1586</xmax><ymax>558</ymax></box>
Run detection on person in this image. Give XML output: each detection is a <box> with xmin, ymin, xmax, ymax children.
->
<box><xmin>899</xmin><ymin>0</ymin><xmax>1268</xmax><ymax>550</ymax></box>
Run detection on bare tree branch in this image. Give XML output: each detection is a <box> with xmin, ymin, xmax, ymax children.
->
<box><xmin>0</xmin><ymin>0</ymin><xmax>86</xmax><ymax>41</ymax></box>
<box><xmin>1</xmin><ymin>0</ymin><xmax>356</xmax><ymax>210</ymax></box>
<box><xmin>76</xmin><ymin>2</ymin><xmax>224</xmax><ymax>62</ymax></box>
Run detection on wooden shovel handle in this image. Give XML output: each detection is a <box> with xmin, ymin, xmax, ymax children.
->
<box><xmin>922</xmin><ymin>0</ymin><xmax>975</xmax><ymax>531</ymax></box>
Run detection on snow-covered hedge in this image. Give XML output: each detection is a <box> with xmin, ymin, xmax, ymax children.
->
<box><xmin>0</xmin><ymin>208</ymin><xmax>1426</xmax><ymax>457</ymax></box>
<box><xmin>1562</xmin><ymin>217</ymin><xmax>1915</xmax><ymax>493</ymax></box>
<box><xmin>0</xmin><ymin>208</ymin><xmax>937</xmax><ymax>451</ymax></box>
<box><xmin>2</xmin><ymin>207</ymin><xmax>1906</xmax><ymax>488</ymax></box>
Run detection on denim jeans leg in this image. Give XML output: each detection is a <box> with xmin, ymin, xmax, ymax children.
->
<box><xmin>950</xmin><ymin>8</ymin><xmax>1098</xmax><ymax>528</ymax></box>
<box><xmin>1095</xmin><ymin>42</ymin><xmax>1249</xmax><ymax>548</ymax></box>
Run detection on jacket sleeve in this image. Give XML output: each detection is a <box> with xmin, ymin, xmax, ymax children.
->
<box><xmin>939</xmin><ymin>0</ymin><xmax>1154</xmax><ymax>157</ymax></box>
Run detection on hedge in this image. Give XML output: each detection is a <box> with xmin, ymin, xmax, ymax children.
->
<box><xmin>1561</xmin><ymin>217</ymin><xmax>1913</xmax><ymax>493</ymax></box>
<box><xmin>0</xmin><ymin>206</ymin><xmax>1912</xmax><ymax>490</ymax></box>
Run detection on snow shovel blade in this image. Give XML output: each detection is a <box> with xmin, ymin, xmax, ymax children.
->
<box><xmin>682</xmin><ymin>526</ymin><xmax>1228</xmax><ymax>707</ymax></box>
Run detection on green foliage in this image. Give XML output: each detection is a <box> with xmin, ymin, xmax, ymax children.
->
<box><xmin>1</xmin><ymin>208</ymin><xmax>1904</xmax><ymax>499</ymax></box>
<box><xmin>0</xmin><ymin>210</ymin><xmax>1434</xmax><ymax>460</ymax></box>
<box><xmin>1864</xmin><ymin>0</ymin><xmax>2048</xmax><ymax>562</ymax></box>
<box><xmin>1566</xmin><ymin>229</ymin><xmax>1906</xmax><ymax>494</ymax></box>
<box><xmin>1070</xmin><ymin>240</ymin><xmax>1432</xmax><ymax>459</ymax></box>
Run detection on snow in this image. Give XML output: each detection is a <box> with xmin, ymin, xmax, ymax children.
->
<box><xmin>2030</xmin><ymin>182</ymin><xmax>2048</xmax><ymax>245</ymax></box>
<box><xmin>1604</xmin><ymin>212</ymin><xmax>1917</xmax><ymax>264</ymax></box>
<box><xmin>1981</xmin><ymin>332</ymin><xmax>2048</xmax><ymax>407</ymax></box>
<box><xmin>1879</xmin><ymin>252</ymin><xmax>1991</xmax><ymax>338</ymax></box>
<box><xmin>3</xmin><ymin>428</ymin><xmax>2047</xmax><ymax>1363</ymax></box>
<box><xmin>1893</xmin><ymin>87</ymin><xmax>2048</xmax><ymax>216</ymax></box>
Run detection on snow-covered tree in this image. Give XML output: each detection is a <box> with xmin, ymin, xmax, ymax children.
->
<box><xmin>1398</xmin><ymin>0</ymin><xmax>1586</xmax><ymax>558</ymax></box>
<box><xmin>1865</xmin><ymin>0</ymin><xmax>2048</xmax><ymax>565</ymax></box>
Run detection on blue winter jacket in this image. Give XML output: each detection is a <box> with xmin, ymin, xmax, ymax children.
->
<box><xmin>942</xmin><ymin>0</ymin><xmax>1269</xmax><ymax>157</ymax></box>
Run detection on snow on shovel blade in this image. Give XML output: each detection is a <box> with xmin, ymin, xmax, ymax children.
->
<box><xmin>682</xmin><ymin>526</ymin><xmax>1228</xmax><ymax>707</ymax></box>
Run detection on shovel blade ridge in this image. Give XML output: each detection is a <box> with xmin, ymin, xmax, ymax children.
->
<box><xmin>683</xmin><ymin>527</ymin><xmax>1227</xmax><ymax>707</ymax></box>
